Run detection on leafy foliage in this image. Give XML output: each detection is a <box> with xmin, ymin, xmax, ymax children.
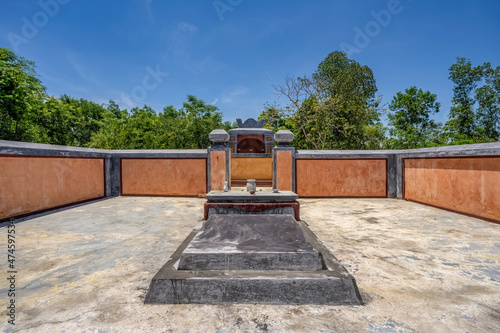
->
<box><xmin>445</xmin><ymin>57</ymin><xmax>500</xmax><ymax>144</ymax></box>
<box><xmin>386</xmin><ymin>86</ymin><xmax>441</xmax><ymax>149</ymax></box>
<box><xmin>265</xmin><ymin>51</ymin><xmax>384</xmax><ymax>149</ymax></box>
<box><xmin>37</xmin><ymin>95</ymin><xmax>109</xmax><ymax>146</ymax></box>
<box><xmin>1</xmin><ymin>47</ymin><xmax>498</xmax><ymax>150</ymax></box>
<box><xmin>475</xmin><ymin>63</ymin><xmax>500</xmax><ymax>141</ymax></box>
<box><xmin>0</xmin><ymin>47</ymin><xmax>46</xmax><ymax>142</ymax></box>
<box><xmin>86</xmin><ymin>95</ymin><xmax>232</xmax><ymax>149</ymax></box>
<box><xmin>445</xmin><ymin>57</ymin><xmax>483</xmax><ymax>141</ymax></box>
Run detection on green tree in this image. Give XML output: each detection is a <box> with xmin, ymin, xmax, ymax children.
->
<box><xmin>106</xmin><ymin>100</ymin><xmax>126</xmax><ymax>119</ymax></box>
<box><xmin>386</xmin><ymin>86</ymin><xmax>441</xmax><ymax>149</ymax></box>
<box><xmin>258</xmin><ymin>103</ymin><xmax>289</xmax><ymax>132</ymax></box>
<box><xmin>445</xmin><ymin>57</ymin><xmax>500</xmax><ymax>143</ymax></box>
<box><xmin>156</xmin><ymin>95</ymin><xmax>232</xmax><ymax>149</ymax></box>
<box><xmin>39</xmin><ymin>96</ymin><xmax>75</xmax><ymax>145</ymax></box>
<box><xmin>445</xmin><ymin>57</ymin><xmax>483</xmax><ymax>142</ymax></box>
<box><xmin>36</xmin><ymin>95</ymin><xmax>110</xmax><ymax>147</ymax></box>
<box><xmin>86</xmin><ymin>110</ymin><xmax>128</xmax><ymax>149</ymax></box>
<box><xmin>88</xmin><ymin>95</ymin><xmax>232</xmax><ymax>149</ymax></box>
<box><xmin>0</xmin><ymin>47</ymin><xmax>46</xmax><ymax>142</ymax></box>
<box><xmin>475</xmin><ymin>63</ymin><xmax>500</xmax><ymax>141</ymax></box>
<box><xmin>273</xmin><ymin>51</ymin><xmax>383</xmax><ymax>149</ymax></box>
<box><xmin>59</xmin><ymin>95</ymin><xmax>109</xmax><ymax>146</ymax></box>
<box><xmin>181</xmin><ymin>95</ymin><xmax>228</xmax><ymax>148</ymax></box>
<box><xmin>87</xmin><ymin>105</ymin><xmax>159</xmax><ymax>149</ymax></box>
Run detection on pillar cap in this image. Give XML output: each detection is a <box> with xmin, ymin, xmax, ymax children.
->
<box><xmin>209</xmin><ymin>129</ymin><xmax>230</xmax><ymax>144</ymax></box>
<box><xmin>274</xmin><ymin>129</ymin><xmax>295</xmax><ymax>145</ymax></box>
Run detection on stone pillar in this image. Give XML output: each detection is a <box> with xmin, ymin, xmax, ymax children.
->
<box><xmin>105</xmin><ymin>154</ymin><xmax>121</xmax><ymax>197</ymax></box>
<box><xmin>273</xmin><ymin>129</ymin><xmax>296</xmax><ymax>192</ymax></box>
<box><xmin>207</xmin><ymin>129</ymin><xmax>231</xmax><ymax>192</ymax></box>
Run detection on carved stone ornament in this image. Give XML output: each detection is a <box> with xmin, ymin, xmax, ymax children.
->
<box><xmin>208</xmin><ymin>129</ymin><xmax>230</xmax><ymax>144</ymax></box>
<box><xmin>236</xmin><ymin>118</ymin><xmax>266</xmax><ymax>128</ymax></box>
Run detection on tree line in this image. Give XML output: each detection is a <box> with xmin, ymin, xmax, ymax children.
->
<box><xmin>259</xmin><ymin>51</ymin><xmax>499</xmax><ymax>149</ymax></box>
<box><xmin>1</xmin><ymin>47</ymin><xmax>499</xmax><ymax>150</ymax></box>
<box><xmin>0</xmin><ymin>47</ymin><xmax>232</xmax><ymax>149</ymax></box>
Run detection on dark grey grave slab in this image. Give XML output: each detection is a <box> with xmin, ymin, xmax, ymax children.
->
<box><xmin>178</xmin><ymin>214</ymin><xmax>323</xmax><ymax>271</ymax></box>
<box><xmin>145</xmin><ymin>215</ymin><xmax>362</xmax><ymax>305</ymax></box>
<box><xmin>205</xmin><ymin>190</ymin><xmax>298</xmax><ymax>203</ymax></box>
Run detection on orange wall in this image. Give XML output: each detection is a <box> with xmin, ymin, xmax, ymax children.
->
<box><xmin>121</xmin><ymin>158</ymin><xmax>206</xmax><ymax>196</ymax></box>
<box><xmin>0</xmin><ymin>156</ymin><xmax>104</xmax><ymax>219</ymax></box>
<box><xmin>296</xmin><ymin>159</ymin><xmax>387</xmax><ymax>197</ymax></box>
<box><xmin>231</xmin><ymin>157</ymin><xmax>272</xmax><ymax>180</ymax></box>
<box><xmin>276</xmin><ymin>151</ymin><xmax>293</xmax><ymax>191</ymax></box>
<box><xmin>404</xmin><ymin>157</ymin><xmax>500</xmax><ymax>222</ymax></box>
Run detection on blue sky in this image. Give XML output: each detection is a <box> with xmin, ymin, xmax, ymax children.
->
<box><xmin>1</xmin><ymin>0</ymin><xmax>500</xmax><ymax>124</ymax></box>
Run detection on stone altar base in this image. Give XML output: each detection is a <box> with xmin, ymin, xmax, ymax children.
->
<box><xmin>203</xmin><ymin>190</ymin><xmax>300</xmax><ymax>220</ymax></box>
<box><xmin>145</xmin><ymin>214</ymin><xmax>362</xmax><ymax>305</ymax></box>
<box><xmin>203</xmin><ymin>202</ymin><xmax>300</xmax><ymax>220</ymax></box>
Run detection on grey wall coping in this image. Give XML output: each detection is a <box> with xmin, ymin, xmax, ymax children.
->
<box><xmin>296</xmin><ymin>150</ymin><xmax>394</xmax><ymax>159</ymax></box>
<box><xmin>0</xmin><ymin>140</ymin><xmax>208</xmax><ymax>158</ymax></box>
<box><xmin>5</xmin><ymin>140</ymin><xmax>496</xmax><ymax>160</ymax></box>
<box><xmin>114</xmin><ymin>149</ymin><xmax>207</xmax><ymax>158</ymax></box>
<box><xmin>296</xmin><ymin>142</ymin><xmax>500</xmax><ymax>159</ymax></box>
<box><xmin>396</xmin><ymin>142</ymin><xmax>500</xmax><ymax>158</ymax></box>
<box><xmin>0</xmin><ymin>140</ymin><xmax>110</xmax><ymax>157</ymax></box>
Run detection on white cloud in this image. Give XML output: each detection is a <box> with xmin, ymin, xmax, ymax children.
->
<box><xmin>221</xmin><ymin>88</ymin><xmax>248</xmax><ymax>104</ymax></box>
<box><xmin>210</xmin><ymin>98</ymin><xmax>219</xmax><ymax>105</ymax></box>
<box><xmin>117</xmin><ymin>92</ymin><xmax>137</xmax><ymax>110</ymax></box>
<box><xmin>66</xmin><ymin>51</ymin><xmax>101</xmax><ymax>86</ymax></box>
<box><xmin>145</xmin><ymin>0</ymin><xmax>153</xmax><ymax>22</ymax></box>
<box><xmin>177</xmin><ymin>22</ymin><xmax>198</xmax><ymax>34</ymax></box>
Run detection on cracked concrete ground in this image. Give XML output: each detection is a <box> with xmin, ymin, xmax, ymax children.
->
<box><xmin>1</xmin><ymin>196</ymin><xmax>499</xmax><ymax>332</ymax></box>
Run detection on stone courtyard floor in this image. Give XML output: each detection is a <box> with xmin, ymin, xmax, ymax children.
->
<box><xmin>1</xmin><ymin>196</ymin><xmax>499</xmax><ymax>333</ymax></box>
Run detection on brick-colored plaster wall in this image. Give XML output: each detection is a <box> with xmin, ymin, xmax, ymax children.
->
<box><xmin>296</xmin><ymin>159</ymin><xmax>387</xmax><ymax>197</ymax></box>
<box><xmin>121</xmin><ymin>158</ymin><xmax>206</xmax><ymax>196</ymax></box>
<box><xmin>0</xmin><ymin>156</ymin><xmax>104</xmax><ymax>219</ymax></box>
<box><xmin>209</xmin><ymin>151</ymin><xmax>226</xmax><ymax>191</ymax></box>
<box><xmin>231</xmin><ymin>157</ymin><xmax>272</xmax><ymax>180</ymax></box>
<box><xmin>404</xmin><ymin>157</ymin><xmax>500</xmax><ymax>222</ymax></box>
<box><xmin>276</xmin><ymin>151</ymin><xmax>293</xmax><ymax>191</ymax></box>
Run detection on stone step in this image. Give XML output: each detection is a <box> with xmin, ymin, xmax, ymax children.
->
<box><xmin>178</xmin><ymin>214</ymin><xmax>323</xmax><ymax>271</ymax></box>
<box><xmin>145</xmin><ymin>214</ymin><xmax>362</xmax><ymax>305</ymax></box>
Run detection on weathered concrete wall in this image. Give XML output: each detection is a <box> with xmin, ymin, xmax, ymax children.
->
<box><xmin>121</xmin><ymin>158</ymin><xmax>207</xmax><ymax>196</ymax></box>
<box><xmin>0</xmin><ymin>156</ymin><xmax>105</xmax><ymax>219</ymax></box>
<box><xmin>231</xmin><ymin>157</ymin><xmax>272</xmax><ymax>180</ymax></box>
<box><xmin>404</xmin><ymin>157</ymin><xmax>500</xmax><ymax>222</ymax></box>
<box><xmin>296</xmin><ymin>159</ymin><xmax>387</xmax><ymax>197</ymax></box>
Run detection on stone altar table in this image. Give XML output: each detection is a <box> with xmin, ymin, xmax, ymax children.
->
<box><xmin>203</xmin><ymin>190</ymin><xmax>300</xmax><ymax>220</ymax></box>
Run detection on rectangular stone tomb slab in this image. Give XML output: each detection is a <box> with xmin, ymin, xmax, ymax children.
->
<box><xmin>145</xmin><ymin>214</ymin><xmax>362</xmax><ymax>305</ymax></box>
<box><xmin>178</xmin><ymin>214</ymin><xmax>322</xmax><ymax>271</ymax></box>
